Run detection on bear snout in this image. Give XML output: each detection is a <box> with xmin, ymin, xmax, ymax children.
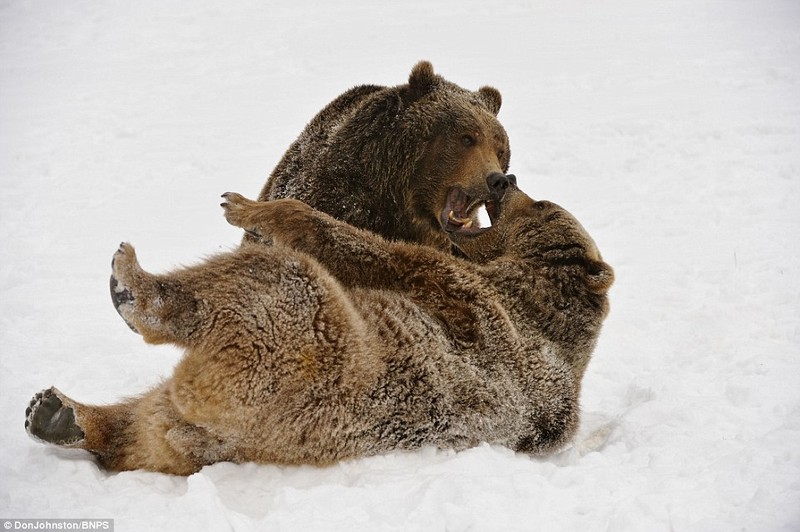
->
<box><xmin>486</xmin><ymin>173</ymin><xmax>515</xmax><ymax>199</ymax></box>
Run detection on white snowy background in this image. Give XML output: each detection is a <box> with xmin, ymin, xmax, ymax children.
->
<box><xmin>1</xmin><ymin>1</ymin><xmax>798</xmax><ymax>530</ymax></box>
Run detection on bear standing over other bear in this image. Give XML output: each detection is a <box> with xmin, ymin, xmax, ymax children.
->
<box><xmin>24</xmin><ymin>64</ymin><xmax>615</xmax><ymax>475</ymax></box>
<box><xmin>259</xmin><ymin>61</ymin><xmax>511</xmax><ymax>251</ymax></box>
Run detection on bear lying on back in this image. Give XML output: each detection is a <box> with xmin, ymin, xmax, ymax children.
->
<box><xmin>259</xmin><ymin>60</ymin><xmax>511</xmax><ymax>251</ymax></box>
<box><xmin>25</xmin><ymin>180</ymin><xmax>613</xmax><ymax>475</ymax></box>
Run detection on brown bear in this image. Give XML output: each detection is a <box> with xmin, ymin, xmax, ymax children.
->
<box><xmin>25</xmin><ymin>181</ymin><xmax>613</xmax><ymax>475</ymax></box>
<box><xmin>258</xmin><ymin>60</ymin><xmax>511</xmax><ymax>251</ymax></box>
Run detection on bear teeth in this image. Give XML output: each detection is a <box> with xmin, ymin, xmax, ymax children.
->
<box><xmin>448</xmin><ymin>210</ymin><xmax>472</xmax><ymax>227</ymax></box>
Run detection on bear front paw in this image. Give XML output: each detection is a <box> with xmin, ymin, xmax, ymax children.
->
<box><xmin>222</xmin><ymin>194</ymin><xmax>316</xmax><ymax>244</ymax></box>
<box><xmin>221</xmin><ymin>192</ymin><xmax>257</xmax><ymax>228</ymax></box>
<box><xmin>221</xmin><ymin>192</ymin><xmax>274</xmax><ymax>242</ymax></box>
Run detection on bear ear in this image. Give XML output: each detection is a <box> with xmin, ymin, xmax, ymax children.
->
<box><xmin>585</xmin><ymin>260</ymin><xmax>614</xmax><ymax>295</ymax></box>
<box><xmin>478</xmin><ymin>86</ymin><xmax>502</xmax><ymax>115</ymax></box>
<box><xmin>408</xmin><ymin>60</ymin><xmax>439</xmax><ymax>99</ymax></box>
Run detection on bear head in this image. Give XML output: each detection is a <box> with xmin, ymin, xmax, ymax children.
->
<box><xmin>260</xmin><ymin>61</ymin><xmax>512</xmax><ymax>252</ymax></box>
<box><xmin>447</xmin><ymin>183</ymin><xmax>614</xmax><ymax>297</ymax></box>
<box><xmin>392</xmin><ymin>61</ymin><xmax>511</xmax><ymax>248</ymax></box>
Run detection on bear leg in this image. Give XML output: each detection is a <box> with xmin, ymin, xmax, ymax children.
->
<box><xmin>109</xmin><ymin>243</ymin><xmax>200</xmax><ymax>345</ymax></box>
<box><xmin>220</xmin><ymin>193</ymin><xmax>408</xmax><ymax>290</ymax></box>
<box><xmin>25</xmin><ymin>384</ymin><xmax>212</xmax><ymax>474</ymax></box>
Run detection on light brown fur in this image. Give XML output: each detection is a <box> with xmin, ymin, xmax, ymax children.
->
<box><xmin>25</xmin><ymin>187</ymin><xmax>612</xmax><ymax>475</ymax></box>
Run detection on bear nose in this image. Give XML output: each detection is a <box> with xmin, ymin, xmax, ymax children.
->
<box><xmin>486</xmin><ymin>173</ymin><xmax>515</xmax><ymax>197</ymax></box>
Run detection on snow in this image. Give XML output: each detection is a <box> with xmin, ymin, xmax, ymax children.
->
<box><xmin>1</xmin><ymin>0</ymin><xmax>799</xmax><ymax>530</ymax></box>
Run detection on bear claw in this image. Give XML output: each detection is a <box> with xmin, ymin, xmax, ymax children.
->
<box><xmin>26</xmin><ymin>388</ymin><xmax>85</xmax><ymax>446</ymax></box>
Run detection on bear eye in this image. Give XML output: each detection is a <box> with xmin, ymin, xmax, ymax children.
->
<box><xmin>497</xmin><ymin>149</ymin><xmax>505</xmax><ymax>160</ymax></box>
<box><xmin>461</xmin><ymin>134</ymin><xmax>476</xmax><ymax>147</ymax></box>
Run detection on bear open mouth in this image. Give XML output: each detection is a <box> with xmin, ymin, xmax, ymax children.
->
<box><xmin>440</xmin><ymin>187</ymin><xmax>500</xmax><ymax>236</ymax></box>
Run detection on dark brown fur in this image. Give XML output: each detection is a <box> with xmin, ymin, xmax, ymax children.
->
<box><xmin>25</xmin><ymin>187</ymin><xmax>612</xmax><ymax>475</ymax></box>
<box><xmin>258</xmin><ymin>61</ymin><xmax>510</xmax><ymax>250</ymax></box>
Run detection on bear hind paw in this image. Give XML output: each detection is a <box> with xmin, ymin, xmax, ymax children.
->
<box><xmin>109</xmin><ymin>243</ymin><xmax>142</xmax><ymax>334</ymax></box>
<box><xmin>25</xmin><ymin>388</ymin><xmax>85</xmax><ymax>447</ymax></box>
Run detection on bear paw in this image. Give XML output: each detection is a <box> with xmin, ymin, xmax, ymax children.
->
<box><xmin>221</xmin><ymin>192</ymin><xmax>256</xmax><ymax>228</ymax></box>
<box><xmin>110</xmin><ymin>242</ymin><xmax>140</xmax><ymax>334</ymax></box>
<box><xmin>25</xmin><ymin>388</ymin><xmax>85</xmax><ymax>447</ymax></box>
<box><xmin>221</xmin><ymin>192</ymin><xmax>269</xmax><ymax>241</ymax></box>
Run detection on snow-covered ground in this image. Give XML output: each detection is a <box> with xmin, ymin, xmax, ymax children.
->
<box><xmin>1</xmin><ymin>1</ymin><xmax>799</xmax><ymax>530</ymax></box>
